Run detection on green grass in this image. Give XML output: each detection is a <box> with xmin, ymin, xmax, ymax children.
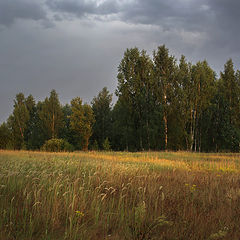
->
<box><xmin>0</xmin><ymin>150</ymin><xmax>240</xmax><ymax>239</ymax></box>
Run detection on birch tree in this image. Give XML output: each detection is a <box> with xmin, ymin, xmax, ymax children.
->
<box><xmin>38</xmin><ymin>89</ymin><xmax>64</xmax><ymax>139</ymax></box>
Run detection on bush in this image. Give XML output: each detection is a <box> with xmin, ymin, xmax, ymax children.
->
<box><xmin>41</xmin><ymin>138</ymin><xmax>74</xmax><ymax>152</ymax></box>
<box><xmin>102</xmin><ymin>138</ymin><xmax>111</xmax><ymax>151</ymax></box>
<box><xmin>91</xmin><ymin>140</ymin><xmax>99</xmax><ymax>151</ymax></box>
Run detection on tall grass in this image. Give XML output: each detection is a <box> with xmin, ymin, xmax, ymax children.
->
<box><xmin>0</xmin><ymin>150</ymin><xmax>240</xmax><ymax>239</ymax></box>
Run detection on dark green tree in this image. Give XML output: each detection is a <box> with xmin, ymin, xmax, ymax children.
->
<box><xmin>7</xmin><ymin>93</ymin><xmax>29</xmax><ymax>149</ymax></box>
<box><xmin>220</xmin><ymin>59</ymin><xmax>240</xmax><ymax>126</ymax></box>
<box><xmin>216</xmin><ymin>59</ymin><xmax>240</xmax><ymax>151</ymax></box>
<box><xmin>176</xmin><ymin>55</ymin><xmax>193</xmax><ymax>150</ymax></box>
<box><xmin>115</xmin><ymin>48</ymin><xmax>141</xmax><ymax>151</ymax></box>
<box><xmin>91</xmin><ymin>87</ymin><xmax>112</xmax><ymax>149</ymax></box>
<box><xmin>24</xmin><ymin>95</ymin><xmax>41</xmax><ymax>150</ymax></box>
<box><xmin>111</xmin><ymin>100</ymin><xmax>135</xmax><ymax>151</ymax></box>
<box><xmin>115</xmin><ymin>48</ymin><xmax>157</xmax><ymax>150</ymax></box>
<box><xmin>0</xmin><ymin>123</ymin><xmax>12</xmax><ymax>149</ymax></box>
<box><xmin>59</xmin><ymin>104</ymin><xmax>75</xmax><ymax>146</ymax></box>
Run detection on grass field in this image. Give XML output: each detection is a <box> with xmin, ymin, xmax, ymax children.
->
<box><xmin>0</xmin><ymin>150</ymin><xmax>240</xmax><ymax>240</ymax></box>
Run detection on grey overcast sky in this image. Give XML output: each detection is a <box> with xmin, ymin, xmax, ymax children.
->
<box><xmin>1</xmin><ymin>0</ymin><xmax>240</xmax><ymax>123</ymax></box>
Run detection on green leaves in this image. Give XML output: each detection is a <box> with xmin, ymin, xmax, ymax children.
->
<box><xmin>70</xmin><ymin>97</ymin><xmax>95</xmax><ymax>151</ymax></box>
<box><xmin>2</xmin><ymin>46</ymin><xmax>240</xmax><ymax>152</ymax></box>
<box><xmin>7</xmin><ymin>93</ymin><xmax>30</xmax><ymax>149</ymax></box>
<box><xmin>38</xmin><ymin>89</ymin><xmax>64</xmax><ymax>139</ymax></box>
<box><xmin>91</xmin><ymin>87</ymin><xmax>112</xmax><ymax>150</ymax></box>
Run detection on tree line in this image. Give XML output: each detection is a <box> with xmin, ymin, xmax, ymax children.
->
<box><xmin>1</xmin><ymin>45</ymin><xmax>240</xmax><ymax>152</ymax></box>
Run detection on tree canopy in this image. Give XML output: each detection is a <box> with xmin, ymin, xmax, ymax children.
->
<box><xmin>1</xmin><ymin>45</ymin><xmax>240</xmax><ymax>152</ymax></box>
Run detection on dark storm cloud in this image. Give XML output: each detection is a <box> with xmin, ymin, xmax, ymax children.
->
<box><xmin>120</xmin><ymin>0</ymin><xmax>212</xmax><ymax>31</ymax></box>
<box><xmin>1</xmin><ymin>0</ymin><xmax>240</xmax><ymax>123</ymax></box>
<box><xmin>121</xmin><ymin>0</ymin><xmax>240</xmax><ymax>55</ymax></box>
<box><xmin>206</xmin><ymin>0</ymin><xmax>240</xmax><ymax>52</ymax></box>
<box><xmin>210</xmin><ymin>0</ymin><xmax>240</xmax><ymax>26</ymax></box>
<box><xmin>45</xmin><ymin>0</ymin><xmax>240</xmax><ymax>50</ymax></box>
<box><xmin>0</xmin><ymin>0</ymin><xmax>47</xmax><ymax>26</ymax></box>
<box><xmin>46</xmin><ymin>0</ymin><xmax>213</xmax><ymax>31</ymax></box>
<box><xmin>46</xmin><ymin>0</ymin><xmax>120</xmax><ymax>18</ymax></box>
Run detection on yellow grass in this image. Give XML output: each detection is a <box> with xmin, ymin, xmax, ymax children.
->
<box><xmin>0</xmin><ymin>150</ymin><xmax>240</xmax><ymax>239</ymax></box>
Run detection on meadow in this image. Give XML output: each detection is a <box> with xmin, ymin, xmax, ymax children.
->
<box><xmin>0</xmin><ymin>150</ymin><xmax>240</xmax><ymax>240</ymax></box>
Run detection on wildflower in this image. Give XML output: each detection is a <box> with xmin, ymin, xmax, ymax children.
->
<box><xmin>190</xmin><ymin>185</ymin><xmax>197</xmax><ymax>192</ymax></box>
<box><xmin>75</xmin><ymin>210</ymin><xmax>84</xmax><ymax>217</ymax></box>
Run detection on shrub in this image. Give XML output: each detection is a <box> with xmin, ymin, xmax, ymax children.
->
<box><xmin>102</xmin><ymin>138</ymin><xmax>111</xmax><ymax>151</ymax></box>
<box><xmin>42</xmin><ymin>138</ymin><xmax>74</xmax><ymax>152</ymax></box>
<box><xmin>91</xmin><ymin>140</ymin><xmax>99</xmax><ymax>151</ymax></box>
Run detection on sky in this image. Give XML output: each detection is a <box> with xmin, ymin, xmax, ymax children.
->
<box><xmin>1</xmin><ymin>0</ymin><xmax>240</xmax><ymax>123</ymax></box>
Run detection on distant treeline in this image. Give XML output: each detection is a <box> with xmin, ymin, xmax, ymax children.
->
<box><xmin>1</xmin><ymin>45</ymin><xmax>240</xmax><ymax>152</ymax></box>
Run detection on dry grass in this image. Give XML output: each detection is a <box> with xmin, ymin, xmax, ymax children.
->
<box><xmin>0</xmin><ymin>150</ymin><xmax>240</xmax><ymax>239</ymax></box>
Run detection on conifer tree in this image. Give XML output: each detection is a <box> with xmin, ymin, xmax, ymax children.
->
<box><xmin>91</xmin><ymin>87</ymin><xmax>112</xmax><ymax>149</ymax></box>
